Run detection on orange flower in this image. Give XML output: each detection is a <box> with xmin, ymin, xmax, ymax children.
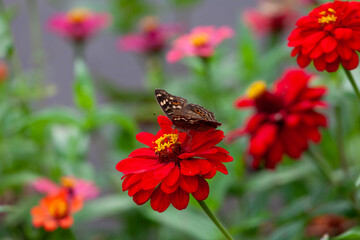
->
<box><xmin>31</xmin><ymin>190</ymin><xmax>83</xmax><ymax>231</ymax></box>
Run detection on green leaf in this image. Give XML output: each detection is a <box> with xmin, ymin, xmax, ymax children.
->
<box><xmin>92</xmin><ymin>106</ymin><xmax>137</xmax><ymax>133</ymax></box>
<box><xmin>244</xmin><ymin>161</ymin><xmax>315</xmax><ymax>192</ymax></box>
<box><xmin>0</xmin><ymin>171</ymin><xmax>39</xmax><ymax>191</ymax></box>
<box><xmin>333</xmin><ymin>227</ymin><xmax>360</xmax><ymax>240</ymax></box>
<box><xmin>75</xmin><ymin>194</ymin><xmax>134</xmax><ymax>222</ymax></box>
<box><xmin>26</xmin><ymin>107</ymin><xmax>82</xmax><ymax>127</ymax></box>
<box><xmin>73</xmin><ymin>58</ymin><xmax>96</xmax><ymax>112</ymax></box>
<box><xmin>0</xmin><ymin>205</ymin><xmax>14</xmax><ymax>213</ymax></box>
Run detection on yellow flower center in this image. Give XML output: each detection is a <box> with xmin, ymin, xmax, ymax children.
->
<box><xmin>61</xmin><ymin>176</ymin><xmax>75</xmax><ymax>188</ymax></box>
<box><xmin>140</xmin><ymin>16</ymin><xmax>159</xmax><ymax>32</ymax></box>
<box><xmin>246</xmin><ymin>81</ymin><xmax>267</xmax><ymax>99</ymax></box>
<box><xmin>318</xmin><ymin>8</ymin><xmax>337</xmax><ymax>24</ymax></box>
<box><xmin>67</xmin><ymin>8</ymin><xmax>91</xmax><ymax>23</ymax></box>
<box><xmin>190</xmin><ymin>33</ymin><xmax>210</xmax><ymax>47</ymax></box>
<box><xmin>49</xmin><ymin>198</ymin><xmax>68</xmax><ymax>218</ymax></box>
<box><xmin>154</xmin><ymin>134</ymin><xmax>180</xmax><ymax>153</ymax></box>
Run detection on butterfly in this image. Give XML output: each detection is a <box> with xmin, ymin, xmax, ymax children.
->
<box><xmin>155</xmin><ymin>89</ymin><xmax>222</xmax><ymax>131</ymax></box>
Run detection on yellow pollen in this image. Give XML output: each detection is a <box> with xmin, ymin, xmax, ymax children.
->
<box><xmin>246</xmin><ymin>80</ymin><xmax>267</xmax><ymax>99</ymax></box>
<box><xmin>154</xmin><ymin>134</ymin><xmax>179</xmax><ymax>153</ymax></box>
<box><xmin>61</xmin><ymin>176</ymin><xmax>75</xmax><ymax>188</ymax></box>
<box><xmin>140</xmin><ymin>16</ymin><xmax>159</xmax><ymax>32</ymax></box>
<box><xmin>49</xmin><ymin>199</ymin><xmax>67</xmax><ymax>218</ymax></box>
<box><xmin>67</xmin><ymin>8</ymin><xmax>91</xmax><ymax>23</ymax></box>
<box><xmin>318</xmin><ymin>8</ymin><xmax>337</xmax><ymax>24</ymax></box>
<box><xmin>189</xmin><ymin>33</ymin><xmax>210</xmax><ymax>47</ymax></box>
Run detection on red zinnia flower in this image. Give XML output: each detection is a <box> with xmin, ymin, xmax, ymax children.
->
<box><xmin>118</xmin><ymin>16</ymin><xmax>181</xmax><ymax>55</ymax></box>
<box><xmin>31</xmin><ymin>190</ymin><xmax>83</xmax><ymax>231</ymax></box>
<box><xmin>166</xmin><ymin>26</ymin><xmax>234</xmax><ymax>63</ymax></box>
<box><xmin>288</xmin><ymin>1</ymin><xmax>360</xmax><ymax>72</ymax></box>
<box><xmin>227</xmin><ymin>68</ymin><xmax>327</xmax><ymax>169</ymax></box>
<box><xmin>48</xmin><ymin>7</ymin><xmax>110</xmax><ymax>44</ymax></box>
<box><xmin>116</xmin><ymin>116</ymin><xmax>233</xmax><ymax>212</ymax></box>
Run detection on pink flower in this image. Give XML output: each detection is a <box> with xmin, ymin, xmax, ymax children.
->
<box><xmin>48</xmin><ymin>8</ymin><xmax>110</xmax><ymax>43</ymax></box>
<box><xmin>32</xmin><ymin>176</ymin><xmax>99</xmax><ymax>201</ymax></box>
<box><xmin>242</xmin><ymin>0</ymin><xmax>298</xmax><ymax>36</ymax></box>
<box><xmin>118</xmin><ymin>16</ymin><xmax>181</xmax><ymax>55</ymax></box>
<box><xmin>166</xmin><ymin>26</ymin><xmax>234</xmax><ymax>63</ymax></box>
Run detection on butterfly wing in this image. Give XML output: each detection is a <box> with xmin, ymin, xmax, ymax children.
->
<box><xmin>155</xmin><ymin>89</ymin><xmax>187</xmax><ymax>119</ymax></box>
<box><xmin>172</xmin><ymin>103</ymin><xmax>222</xmax><ymax>131</ymax></box>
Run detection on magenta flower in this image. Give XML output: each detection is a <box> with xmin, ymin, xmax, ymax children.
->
<box><xmin>242</xmin><ymin>0</ymin><xmax>298</xmax><ymax>37</ymax></box>
<box><xmin>32</xmin><ymin>176</ymin><xmax>99</xmax><ymax>201</ymax></box>
<box><xmin>166</xmin><ymin>26</ymin><xmax>234</xmax><ymax>63</ymax></box>
<box><xmin>48</xmin><ymin>8</ymin><xmax>110</xmax><ymax>43</ymax></box>
<box><xmin>118</xmin><ymin>16</ymin><xmax>181</xmax><ymax>55</ymax></box>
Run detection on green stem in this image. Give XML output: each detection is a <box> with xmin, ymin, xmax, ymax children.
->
<box><xmin>197</xmin><ymin>200</ymin><xmax>233</xmax><ymax>240</ymax></box>
<box><xmin>334</xmin><ymin>105</ymin><xmax>349</xmax><ymax>175</ymax></box>
<box><xmin>307</xmin><ymin>148</ymin><xmax>336</xmax><ymax>186</ymax></box>
<box><xmin>26</xmin><ymin>0</ymin><xmax>45</xmax><ymax>82</ymax></box>
<box><xmin>146</xmin><ymin>54</ymin><xmax>165</xmax><ymax>89</ymax></box>
<box><xmin>343</xmin><ymin>68</ymin><xmax>360</xmax><ymax>101</ymax></box>
<box><xmin>0</xmin><ymin>0</ymin><xmax>22</xmax><ymax>74</ymax></box>
<box><xmin>200</xmin><ymin>57</ymin><xmax>218</xmax><ymax>111</ymax></box>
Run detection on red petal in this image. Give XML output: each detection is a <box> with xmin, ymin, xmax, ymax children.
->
<box><xmin>128</xmin><ymin>148</ymin><xmax>155</xmax><ymax>158</ymax></box>
<box><xmin>122</xmin><ymin>173</ymin><xmax>143</xmax><ymax>191</ymax></box>
<box><xmin>234</xmin><ymin>97</ymin><xmax>254</xmax><ymax>108</ymax></box>
<box><xmin>136</xmin><ymin>132</ymin><xmax>156</xmax><ymax>148</ymax></box>
<box><xmin>150</xmin><ymin>187</ymin><xmax>170</xmax><ymax>212</ymax></box>
<box><xmin>170</xmin><ymin>188</ymin><xmax>189</xmax><ymax>210</ymax></box>
<box><xmin>133</xmin><ymin>189</ymin><xmax>154</xmax><ymax>205</ymax></box>
<box><xmin>153</xmin><ymin>162</ymin><xmax>175</xmax><ymax>180</ymax></box>
<box><xmin>157</xmin><ymin>115</ymin><xmax>174</xmax><ymax>133</ymax></box>
<box><xmin>180</xmin><ymin>175</ymin><xmax>198</xmax><ymax>193</ymax></box>
<box><xmin>297</xmin><ymin>54</ymin><xmax>311</xmax><ymax>68</ymax></box>
<box><xmin>189</xmin><ymin>130</ymin><xmax>224</xmax><ymax>153</ymax></box>
<box><xmin>163</xmin><ymin>166</ymin><xmax>180</xmax><ymax>186</ymax></box>
<box><xmin>128</xmin><ymin>182</ymin><xmax>142</xmax><ymax>196</ymax></box>
<box><xmin>161</xmin><ymin>180</ymin><xmax>179</xmax><ymax>194</ymax></box>
<box><xmin>334</xmin><ymin>28</ymin><xmax>353</xmax><ymax>40</ymax></box>
<box><xmin>202</xmin><ymin>167</ymin><xmax>217</xmax><ymax>179</ymax></box>
<box><xmin>180</xmin><ymin>160</ymin><xmax>200</xmax><ymax>176</ymax></box>
<box><xmin>342</xmin><ymin>52</ymin><xmax>359</xmax><ymax>70</ymax></box>
<box><xmin>116</xmin><ymin>157</ymin><xmax>162</xmax><ymax>174</ymax></box>
<box><xmin>266</xmin><ymin>139</ymin><xmax>284</xmax><ymax>169</ymax></box>
<box><xmin>249</xmin><ymin>124</ymin><xmax>277</xmax><ymax>156</ymax></box>
<box><xmin>337</xmin><ymin>43</ymin><xmax>354</xmax><ymax>60</ymax></box>
<box><xmin>314</xmin><ymin>57</ymin><xmax>326</xmax><ymax>71</ymax></box>
<box><xmin>324</xmin><ymin>51</ymin><xmax>338</xmax><ymax>63</ymax></box>
<box><xmin>320</xmin><ymin>36</ymin><xmax>337</xmax><ymax>53</ymax></box>
<box><xmin>140</xmin><ymin>171</ymin><xmax>163</xmax><ymax>190</ymax></box>
<box><xmin>325</xmin><ymin>59</ymin><xmax>340</xmax><ymax>72</ymax></box>
<box><xmin>191</xmin><ymin>177</ymin><xmax>209</xmax><ymax>201</ymax></box>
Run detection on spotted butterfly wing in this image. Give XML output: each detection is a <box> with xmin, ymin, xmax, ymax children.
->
<box><xmin>155</xmin><ymin>89</ymin><xmax>222</xmax><ymax>131</ymax></box>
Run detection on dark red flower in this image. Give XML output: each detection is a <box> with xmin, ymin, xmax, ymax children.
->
<box><xmin>116</xmin><ymin>116</ymin><xmax>233</xmax><ymax>212</ymax></box>
<box><xmin>288</xmin><ymin>1</ymin><xmax>360</xmax><ymax>72</ymax></box>
<box><xmin>305</xmin><ymin>214</ymin><xmax>356</xmax><ymax>238</ymax></box>
<box><xmin>227</xmin><ymin>69</ymin><xmax>327</xmax><ymax>169</ymax></box>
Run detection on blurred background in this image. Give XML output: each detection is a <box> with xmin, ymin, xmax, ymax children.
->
<box><xmin>3</xmin><ymin>0</ymin><xmax>360</xmax><ymax>240</ymax></box>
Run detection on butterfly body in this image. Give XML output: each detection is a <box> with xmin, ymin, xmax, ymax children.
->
<box><xmin>155</xmin><ymin>89</ymin><xmax>221</xmax><ymax>131</ymax></box>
